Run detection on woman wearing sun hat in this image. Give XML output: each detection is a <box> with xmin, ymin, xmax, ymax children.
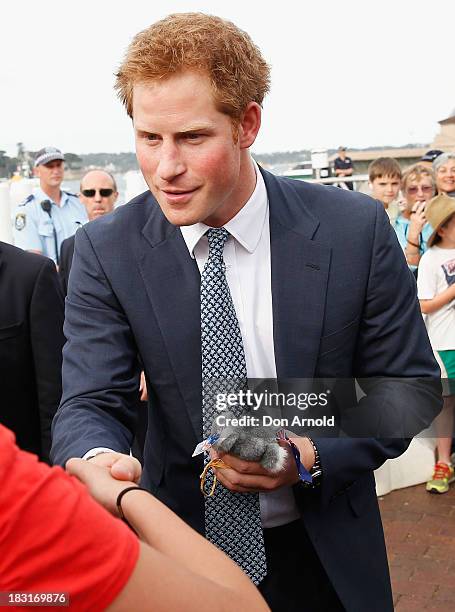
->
<box><xmin>417</xmin><ymin>194</ymin><xmax>455</xmax><ymax>493</ymax></box>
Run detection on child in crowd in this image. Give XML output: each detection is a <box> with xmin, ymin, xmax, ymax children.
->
<box><xmin>418</xmin><ymin>194</ymin><xmax>455</xmax><ymax>493</ymax></box>
<box><xmin>368</xmin><ymin>157</ymin><xmax>402</xmax><ymax>223</ymax></box>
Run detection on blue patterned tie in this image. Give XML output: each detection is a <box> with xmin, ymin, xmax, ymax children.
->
<box><xmin>201</xmin><ymin>227</ymin><xmax>267</xmax><ymax>585</ymax></box>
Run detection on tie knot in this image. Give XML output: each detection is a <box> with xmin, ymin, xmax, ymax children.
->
<box><xmin>206</xmin><ymin>227</ymin><xmax>229</xmax><ymax>258</ymax></box>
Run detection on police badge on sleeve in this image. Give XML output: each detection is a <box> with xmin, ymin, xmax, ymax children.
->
<box><xmin>15</xmin><ymin>213</ymin><xmax>26</xmax><ymax>231</ymax></box>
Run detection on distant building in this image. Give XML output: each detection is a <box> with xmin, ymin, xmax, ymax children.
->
<box><xmin>432</xmin><ymin>108</ymin><xmax>455</xmax><ymax>149</ymax></box>
<box><xmin>326</xmin><ymin>110</ymin><xmax>455</xmax><ymax>174</ymax></box>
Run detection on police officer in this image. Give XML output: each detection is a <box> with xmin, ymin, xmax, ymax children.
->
<box><xmin>13</xmin><ymin>147</ymin><xmax>88</xmax><ymax>264</ymax></box>
<box><xmin>334</xmin><ymin>146</ymin><xmax>354</xmax><ymax>191</ymax></box>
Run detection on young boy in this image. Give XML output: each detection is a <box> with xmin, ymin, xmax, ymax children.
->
<box><xmin>418</xmin><ymin>194</ymin><xmax>455</xmax><ymax>493</ymax></box>
<box><xmin>368</xmin><ymin>157</ymin><xmax>402</xmax><ymax>223</ymax></box>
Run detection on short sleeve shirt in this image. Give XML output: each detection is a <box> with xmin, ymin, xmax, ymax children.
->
<box><xmin>0</xmin><ymin>425</ymin><xmax>139</xmax><ymax>610</ymax></box>
<box><xmin>334</xmin><ymin>156</ymin><xmax>353</xmax><ymax>172</ymax></box>
<box><xmin>417</xmin><ymin>246</ymin><xmax>455</xmax><ymax>350</ymax></box>
<box><xmin>13</xmin><ymin>189</ymin><xmax>88</xmax><ymax>263</ymax></box>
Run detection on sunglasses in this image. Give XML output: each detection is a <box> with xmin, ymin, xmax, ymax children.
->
<box><xmin>406</xmin><ymin>186</ymin><xmax>433</xmax><ymax>195</ymax></box>
<box><xmin>81</xmin><ymin>188</ymin><xmax>115</xmax><ymax>198</ymax></box>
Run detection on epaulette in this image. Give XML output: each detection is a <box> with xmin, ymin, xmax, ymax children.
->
<box><xmin>19</xmin><ymin>194</ymin><xmax>34</xmax><ymax>207</ymax></box>
<box><xmin>63</xmin><ymin>190</ymin><xmax>78</xmax><ymax>198</ymax></box>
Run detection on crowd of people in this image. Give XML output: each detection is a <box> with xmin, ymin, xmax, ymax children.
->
<box><xmin>0</xmin><ymin>11</ymin><xmax>452</xmax><ymax>612</ymax></box>
<box><xmin>367</xmin><ymin>152</ymin><xmax>455</xmax><ymax>494</ymax></box>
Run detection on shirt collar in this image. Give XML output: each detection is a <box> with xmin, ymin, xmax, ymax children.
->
<box><xmin>396</xmin><ymin>213</ymin><xmax>410</xmax><ymax>225</ymax></box>
<box><xmin>35</xmin><ymin>187</ymin><xmax>69</xmax><ymax>207</ymax></box>
<box><xmin>180</xmin><ymin>160</ymin><xmax>268</xmax><ymax>257</ymax></box>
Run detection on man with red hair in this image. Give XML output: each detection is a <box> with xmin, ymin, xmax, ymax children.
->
<box><xmin>52</xmin><ymin>13</ymin><xmax>441</xmax><ymax>611</ymax></box>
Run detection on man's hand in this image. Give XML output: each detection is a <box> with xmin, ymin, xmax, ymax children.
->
<box><xmin>66</xmin><ymin>457</ymin><xmax>138</xmax><ymax>515</ymax></box>
<box><xmin>139</xmin><ymin>371</ymin><xmax>148</xmax><ymax>402</ymax></box>
<box><xmin>211</xmin><ymin>437</ymin><xmax>315</xmax><ymax>493</ymax></box>
<box><xmin>85</xmin><ymin>451</ymin><xmax>142</xmax><ymax>483</ymax></box>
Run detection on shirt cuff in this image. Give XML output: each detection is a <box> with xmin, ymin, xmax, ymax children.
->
<box><xmin>83</xmin><ymin>447</ymin><xmax>115</xmax><ymax>460</ymax></box>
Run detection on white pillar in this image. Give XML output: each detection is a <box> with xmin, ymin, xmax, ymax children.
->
<box><xmin>0</xmin><ymin>182</ymin><xmax>13</xmax><ymax>244</ymax></box>
<box><xmin>8</xmin><ymin>178</ymin><xmax>38</xmax><ymax>246</ymax></box>
<box><xmin>124</xmin><ymin>170</ymin><xmax>148</xmax><ymax>204</ymax></box>
<box><xmin>10</xmin><ymin>177</ymin><xmax>37</xmax><ymax>208</ymax></box>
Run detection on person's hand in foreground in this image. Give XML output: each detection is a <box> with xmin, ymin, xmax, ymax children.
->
<box><xmin>66</xmin><ymin>457</ymin><xmax>270</xmax><ymax>612</ymax></box>
<box><xmin>87</xmin><ymin>451</ymin><xmax>142</xmax><ymax>483</ymax></box>
<box><xmin>139</xmin><ymin>371</ymin><xmax>149</xmax><ymax>402</ymax></box>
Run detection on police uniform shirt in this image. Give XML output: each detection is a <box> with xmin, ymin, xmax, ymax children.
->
<box><xmin>334</xmin><ymin>156</ymin><xmax>353</xmax><ymax>172</ymax></box>
<box><xmin>13</xmin><ymin>188</ymin><xmax>88</xmax><ymax>263</ymax></box>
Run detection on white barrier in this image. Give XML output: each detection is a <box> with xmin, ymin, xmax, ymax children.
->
<box><xmin>0</xmin><ymin>182</ymin><xmax>13</xmax><ymax>244</ymax></box>
<box><xmin>10</xmin><ymin>177</ymin><xmax>37</xmax><ymax>209</ymax></box>
<box><xmin>124</xmin><ymin>170</ymin><xmax>148</xmax><ymax>203</ymax></box>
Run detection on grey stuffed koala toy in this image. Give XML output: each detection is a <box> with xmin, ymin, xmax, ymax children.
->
<box><xmin>211</xmin><ymin>411</ymin><xmax>287</xmax><ymax>472</ymax></box>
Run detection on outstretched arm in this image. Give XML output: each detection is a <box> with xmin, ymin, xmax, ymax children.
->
<box><xmin>51</xmin><ymin>227</ymin><xmax>140</xmax><ymax>465</ymax></box>
<box><xmin>66</xmin><ymin>458</ymin><xmax>269</xmax><ymax>612</ymax></box>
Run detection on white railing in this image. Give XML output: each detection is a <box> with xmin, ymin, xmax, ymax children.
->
<box><xmin>282</xmin><ymin>173</ymin><xmax>370</xmax><ymax>193</ymax></box>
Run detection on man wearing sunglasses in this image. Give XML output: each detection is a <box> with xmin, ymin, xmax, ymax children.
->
<box><xmin>13</xmin><ymin>147</ymin><xmax>88</xmax><ymax>265</ymax></box>
<box><xmin>59</xmin><ymin>169</ymin><xmax>118</xmax><ymax>294</ymax></box>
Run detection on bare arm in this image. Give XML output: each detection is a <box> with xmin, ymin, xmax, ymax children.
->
<box><xmin>334</xmin><ymin>164</ymin><xmax>353</xmax><ymax>177</ymax></box>
<box><xmin>335</xmin><ymin>169</ymin><xmax>353</xmax><ymax>178</ymax></box>
<box><xmin>335</xmin><ymin>168</ymin><xmax>347</xmax><ymax>176</ymax></box>
<box><xmin>420</xmin><ymin>283</ymin><xmax>455</xmax><ymax>314</ymax></box>
<box><xmin>66</xmin><ymin>459</ymin><xmax>269</xmax><ymax>612</ymax></box>
<box><xmin>404</xmin><ymin>243</ymin><xmax>421</xmax><ymax>266</ymax></box>
<box><xmin>404</xmin><ymin>202</ymin><xmax>427</xmax><ymax>266</ymax></box>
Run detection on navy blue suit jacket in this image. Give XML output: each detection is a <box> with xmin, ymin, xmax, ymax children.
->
<box><xmin>0</xmin><ymin>243</ymin><xmax>64</xmax><ymax>462</ymax></box>
<box><xmin>52</xmin><ymin>169</ymin><xmax>440</xmax><ymax>611</ymax></box>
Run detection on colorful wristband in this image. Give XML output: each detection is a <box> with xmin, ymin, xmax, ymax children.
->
<box><xmin>276</xmin><ymin>430</ymin><xmax>313</xmax><ymax>484</ymax></box>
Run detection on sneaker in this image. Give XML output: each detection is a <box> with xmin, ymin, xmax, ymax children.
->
<box><xmin>426</xmin><ymin>462</ymin><xmax>455</xmax><ymax>494</ymax></box>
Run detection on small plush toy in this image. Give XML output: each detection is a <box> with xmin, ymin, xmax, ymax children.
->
<box><xmin>211</xmin><ymin>411</ymin><xmax>287</xmax><ymax>472</ymax></box>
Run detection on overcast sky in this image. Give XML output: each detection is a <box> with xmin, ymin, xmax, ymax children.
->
<box><xmin>2</xmin><ymin>0</ymin><xmax>454</xmax><ymax>157</ymax></box>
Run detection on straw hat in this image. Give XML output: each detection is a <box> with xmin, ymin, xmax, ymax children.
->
<box><xmin>426</xmin><ymin>194</ymin><xmax>455</xmax><ymax>247</ymax></box>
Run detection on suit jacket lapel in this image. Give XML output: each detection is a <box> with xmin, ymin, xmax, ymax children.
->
<box><xmin>134</xmin><ymin>171</ymin><xmax>331</xmax><ymax>438</ymax></box>
<box><xmin>137</xmin><ymin>207</ymin><xmax>203</xmax><ymax>442</ymax></box>
<box><xmin>262</xmin><ymin>169</ymin><xmax>331</xmax><ymax>378</ymax></box>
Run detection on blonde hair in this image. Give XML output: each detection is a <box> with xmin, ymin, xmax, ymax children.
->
<box><xmin>115</xmin><ymin>13</ymin><xmax>271</xmax><ymax>124</ymax></box>
<box><xmin>401</xmin><ymin>163</ymin><xmax>435</xmax><ymax>193</ymax></box>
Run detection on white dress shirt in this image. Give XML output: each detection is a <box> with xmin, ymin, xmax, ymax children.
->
<box><xmin>181</xmin><ymin>162</ymin><xmax>300</xmax><ymax>528</ymax></box>
<box><xmin>86</xmin><ymin>161</ymin><xmax>300</xmax><ymax>527</ymax></box>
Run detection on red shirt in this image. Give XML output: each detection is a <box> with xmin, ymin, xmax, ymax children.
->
<box><xmin>0</xmin><ymin>425</ymin><xmax>139</xmax><ymax>611</ymax></box>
